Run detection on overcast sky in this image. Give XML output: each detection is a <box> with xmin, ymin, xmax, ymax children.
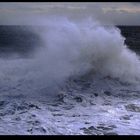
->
<box><xmin>0</xmin><ymin>2</ymin><xmax>140</xmax><ymax>25</ymax></box>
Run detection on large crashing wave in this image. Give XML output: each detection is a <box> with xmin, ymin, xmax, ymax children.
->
<box><xmin>32</xmin><ymin>16</ymin><xmax>140</xmax><ymax>84</ymax></box>
<box><xmin>0</xmin><ymin>16</ymin><xmax>140</xmax><ymax>94</ymax></box>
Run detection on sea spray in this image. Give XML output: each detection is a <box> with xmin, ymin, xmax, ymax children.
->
<box><xmin>0</xmin><ymin>16</ymin><xmax>140</xmax><ymax>96</ymax></box>
<box><xmin>32</xmin><ymin>16</ymin><xmax>140</xmax><ymax>84</ymax></box>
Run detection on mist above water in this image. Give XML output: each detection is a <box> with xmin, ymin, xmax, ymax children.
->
<box><xmin>32</xmin><ymin>16</ymin><xmax>140</xmax><ymax>84</ymax></box>
<box><xmin>0</xmin><ymin>16</ymin><xmax>140</xmax><ymax>95</ymax></box>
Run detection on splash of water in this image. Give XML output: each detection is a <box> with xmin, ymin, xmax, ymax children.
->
<box><xmin>32</xmin><ymin>16</ymin><xmax>140</xmax><ymax>84</ymax></box>
<box><xmin>0</xmin><ymin>16</ymin><xmax>140</xmax><ymax>95</ymax></box>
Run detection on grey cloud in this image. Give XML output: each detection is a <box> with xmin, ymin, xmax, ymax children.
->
<box><xmin>0</xmin><ymin>2</ymin><xmax>140</xmax><ymax>25</ymax></box>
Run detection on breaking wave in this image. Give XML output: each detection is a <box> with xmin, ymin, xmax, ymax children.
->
<box><xmin>32</xmin><ymin>16</ymin><xmax>140</xmax><ymax>84</ymax></box>
<box><xmin>0</xmin><ymin>16</ymin><xmax>140</xmax><ymax>95</ymax></box>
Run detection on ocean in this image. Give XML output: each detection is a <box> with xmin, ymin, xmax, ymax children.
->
<box><xmin>0</xmin><ymin>18</ymin><xmax>140</xmax><ymax>134</ymax></box>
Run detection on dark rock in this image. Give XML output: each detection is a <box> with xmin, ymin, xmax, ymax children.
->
<box><xmin>0</xmin><ymin>101</ymin><xmax>7</xmax><ymax>107</ymax></box>
<box><xmin>125</xmin><ymin>104</ymin><xmax>140</xmax><ymax>112</ymax></box>
<box><xmin>74</xmin><ymin>96</ymin><xmax>83</xmax><ymax>103</ymax></box>
<box><xmin>104</xmin><ymin>91</ymin><xmax>111</xmax><ymax>96</ymax></box>
<box><xmin>94</xmin><ymin>93</ymin><xmax>98</xmax><ymax>97</ymax></box>
<box><xmin>28</xmin><ymin>104</ymin><xmax>41</xmax><ymax>110</ymax></box>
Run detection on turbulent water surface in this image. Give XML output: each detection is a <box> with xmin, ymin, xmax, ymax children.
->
<box><xmin>0</xmin><ymin>17</ymin><xmax>140</xmax><ymax>135</ymax></box>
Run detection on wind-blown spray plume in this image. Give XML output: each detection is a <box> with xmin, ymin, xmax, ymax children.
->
<box><xmin>33</xmin><ymin>16</ymin><xmax>140</xmax><ymax>84</ymax></box>
<box><xmin>0</xmin><ymin>16</ymin><xmax>140</xmax><ymax>96</ymax></box>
